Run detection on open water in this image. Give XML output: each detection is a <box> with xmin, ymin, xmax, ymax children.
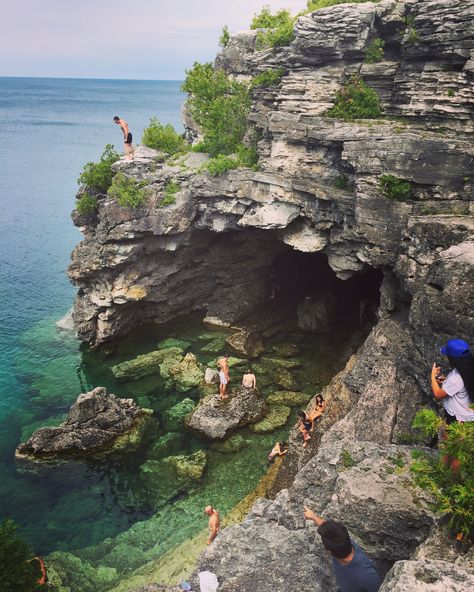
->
<box><xmin>0</xmin><ymin>77</ymin><xmax>351</xmax><ymax>588</ymax></box>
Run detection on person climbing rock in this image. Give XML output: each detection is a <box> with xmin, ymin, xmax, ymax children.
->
<box><xmin>303</xmin><ymin>507</ymin><xmax>381</xmax><ymax>592</ymax></box>
<box><xmin>217</xmin><ymin>355</ymin><xmax>230</xmax><ymax>400</ymax></box>
<box><xmin>113</xmin><ymin>115</ymin><xmax>134</xmax><ymax>160</ymax></box>
<box><xmin>268</xmin><ymin>441</ymin><xmax>288</xmax><ymax>462</ymax></box>
<box><xmin>298</xmin><ymin>410</ymin><xmax>312</xmax><ymax>447</ymax></box>
<box><xmin>242</xmin><ymin>367</ymin><xmax>256</xmax><ymax>389</ymax></box>
<box><xmin>204</xmin><ymin>505</ymin><xmax>220</xmax><ymax>544</ymax></box>
<box><xmin>431</xmin><ymin>339</ymin><xmax>474</xmax><ymax>423</ymax></box>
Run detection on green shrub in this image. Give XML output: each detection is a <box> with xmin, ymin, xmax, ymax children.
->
<box><xmin>333</xmin><ymin>174</ymin><xmax>349</xmax><ymax>189</ymax></box>
<box><xmin>379</xmin><ymin>174</ymin><xmax>413</xmax><ymax>201</ymax></box>
<box><xmin>341</xmin><ymin>449</ymin><xmax>356</xmax><ymax>468</ymax></box>
<box><xmin>77</xmin><ymin>144</ymin><xmax>120</xmax><ymax>193</ymax></box>
<box><xmin>410</xmin><ymin>409</ymin><xmax>474</xmax><ymax>541</ymax></box>
<box><xmin>251</xmin><ymin>6</ymin><xmax>292</xmax><ymax>29</ymax></box>
<box><xmin>325</xmin><ymin>76</ymin><xmax>382</xmax><ymax>120</ymax></box>
<box><xmin>142</xmin><ymin>118</ymin><xmax>186</xmax><ymax>154</ymax></box>
<box><xmin>0</xmin><ymin>519</ymin><xmax>46</xmax><ymax>592</ymax></box>
<box><xmin>403</xmin><ymin>16</ymin><xmax>419</xmax><ymax>43</ymax></box>
<box><xmin>76</xmin><ymin>194</ymin><xmax>98</xmax><ymax>215</ymax></box>
<box><xmin>107</xmin><ymin>173</ymin><xmax>148</xmax><ymax>208</ymax></box>
<box><xmin>307</xmin><ymin>0</ymin><xmax>380</xmax><ymax>11</ymax></box>
<box><xmin>365</xmin><ymin>38</ymin><xmax>385</xmax><ymax>64</ymax></box>
<box><xmin>447</xmin><ymin>88</ymin><xmax>456</xmax><ymax>97</ymax></box>
<box><xmin>219</xmin><ymin>25</ymin><xmax>230</xmax><ymax>48</ymax></box>
<box><xmin>236</xmin><ymin>142</ymin><xmax>259</xmax><ymax>169</ymax></box>
<box><xmin>256</xmin><ymin>19</ymin><xmax>295</xmax><ymax>49</ymax></box>
<box><xmin>160</xmin><ymin>180</ymin><xmax>180</xmax><ymax>207</ymax></box>
<box><xmin>252</xmin><ymin>68</ymin><xmax>285</xmax><ymax>88</ymax></box>
<box><xmin>182</xmin><ymin>62</ymin><xmax>251</xmax><ymax>157</ymax></box>
<box><xmin>205</xmin><ymin>154</ymin><xmax>240</xmax><ymax>176</ymax></box>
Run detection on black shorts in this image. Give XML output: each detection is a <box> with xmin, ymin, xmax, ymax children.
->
<box><xmin>125</xmin><ymin>132</ymin><xmax>132</xmax><ymax>144</ymax></box>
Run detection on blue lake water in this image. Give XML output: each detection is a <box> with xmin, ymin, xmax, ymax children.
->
<box><xmin>0</xmin><ymin>77</ymin><xmax>185</xmax><ymax>550</ymax></box>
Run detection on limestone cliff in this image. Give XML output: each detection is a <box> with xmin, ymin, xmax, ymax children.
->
<box><xmin>67</xmin><ymin>1</ymin><xmax>474</xmax><ymax>590</ymax></box>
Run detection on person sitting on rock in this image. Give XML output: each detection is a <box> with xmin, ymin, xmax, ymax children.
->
<box><xmin>204</xmin><ymin>505</ymin><xmax>220</xmax><ymax>545</ymax></box>
<box><xmin>268</xmin><ymin>441</ymin><xmax>288</xmax><ymax>462</ymax></box>
<box><xmin>242</xmin><ymin>367</ymin><xmax>256</xmax><ymax>389</ymax></box>
<box><xmin>431</xmin><ymin>339</ymin><xmax>474</xmax><ymax>424</ymax></box>
<box><xmin>309</xmin><ymin>394</ymin><xmax>326</xmax><ymax>432</ymax></box>
<box><xmin>303</xmin><ymin>507</ymin><xmax>381</xmax><ymax>592</ymax></box>
<box><xmin>217</xmin><ymin>355</ymin><xmax>230</xmax><ymax>399</ymax></box>
<box><xmin>298</xmin><ymin>410</ymin><xmax>312</xmax><ymax>448</ymax></box>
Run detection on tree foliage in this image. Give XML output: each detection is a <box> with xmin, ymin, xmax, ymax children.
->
<box><xmin>325</xmin><ymin>75</ymin><xmax>382</xmax><ymax>120</ymax></box>
<box><xmin>107</xmin><ymin>173</ymin><xmax>148</xmax><ymax>208</ymax></box>
<box><xmin>141</xmin><ymin>118</ymin><xmax>186</xmax><ymax>154</ymax></box>
<box><xmin>77</xmin><ymin>144</ymin><xmax>120</xmax><ymax>193</ymax></box>
<box><xmin>0</xmin><ymin>519</ymin><xmax>46</xmax><ymax>592</ymax></box>
<box><xmin>411</xmin><ymin>410</ymin><xmax>474</xmax><ymax>542</ymax></box>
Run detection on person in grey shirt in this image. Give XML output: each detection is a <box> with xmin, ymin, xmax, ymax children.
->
<box><xmin>304</xmin><ymin>506</ymin><xmax>381</xmax><ymax>592</ymax></box>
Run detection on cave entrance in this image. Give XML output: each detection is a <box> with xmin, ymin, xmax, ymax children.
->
<box><xmin>268</xmin><ymin>250</ymin><xmax>384</xmax><ymax>332</ymax></box>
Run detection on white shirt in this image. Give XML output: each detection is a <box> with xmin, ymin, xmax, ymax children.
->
<box><xmin>442</xmin><ymin>369</ymin><xmax>474</xmax><ymax>422</ymax></box>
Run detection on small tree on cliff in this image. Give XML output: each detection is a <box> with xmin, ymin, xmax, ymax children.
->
<box><xmin>0</xmin><ymin>519</ymin><xmax>46</xmax><ymax>592</ymax></box>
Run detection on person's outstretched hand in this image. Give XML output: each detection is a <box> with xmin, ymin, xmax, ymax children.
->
<box><xmin>303</xmin><ymin>506</ymin><xmax>318</xmax><ymax>522</ymax></box>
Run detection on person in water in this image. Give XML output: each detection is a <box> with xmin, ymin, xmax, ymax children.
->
<box><xmin>113</xmin><ymin>115</ymin><xmax>134</xmax><ymax>160</ymax></box>
<box><xmin>303</xmin><ymin>506</ymin><xmax>381</xmax><ymax>592</ymax></box>
<box><xmin>431</xmin><ymin>339</ymin><xmax>474</xmax><ymax>423</ymax></box>
<box><xmin>217</xmin><ymin>355</ymin><xmax>230</xmax><ymax>400</ymax></box>
<box><xmin>309</xmin><ymin>394</ymin><xmax>326</xmax><ymax>432</ymax></box>
<box><xmin>298</xmin><ymin>410</ymin><xmax>313</xmax><ymax>447</ymax></box>
<box><xmin>204</xmin><ymin>505</ymin><xmax>220</xmax><ymax>545</ymax></box>
<box><xmin>268</xmin><ymin>441</ymin><xmax>288</xmax><ymax>462</ymax></box>
<box><xmin>242</xmin><ymin>367</ymin><xmax>257</xmax><ymax>389</ymax></box>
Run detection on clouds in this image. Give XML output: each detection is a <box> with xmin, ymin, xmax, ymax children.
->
<box><xmin>2</xmin><ymin>0</ymin><xmax>307</xmax><ymax>79</ymax></box>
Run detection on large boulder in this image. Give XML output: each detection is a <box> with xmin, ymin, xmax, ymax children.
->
<box><xmin>249</xmin><ymin>405</ymin><xmax>291</xmax><ymax>433</ymax></box>
<box><xmin>379</xmin><ymin>560</ymin><xmax>474</xmax><ymax>592</ymax></box>
<box><xmin>185</xmin><ymin>387</ymin><xmax>267</xmax><ymax>440</ymax></box>
<box><xmin>15</xmin><ymin>387</ymin><xmax>153</xmax><ymax>461</ymax></box>
<box><xmin>160</xmin><ymin>352</ymin><xmax>204</xmax><ymax>393</ymax></box>
<box><xmin>112</xmin><ymin>347</ymin><xmax>183</xmax><ymax>381</ymax></box>
<box><xmin>225</xmin><ymin>330</ymin><xmax>265</xmax><ymax>358</ymax></box>
<box><xmin>297</xmin><ymin>292</ymin><xmax>337</xmax><ymax>333</ymax></box>
<box><xmin>162</xmin><ymin>398</ymin><xmax>196</xmax><ymax>431</ymax></box>
<box><xmin>266</xmin><ymin>390</ymin><xmax>311</xmax><ymax>407</ymax></box>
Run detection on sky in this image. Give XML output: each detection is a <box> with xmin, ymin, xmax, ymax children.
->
<box><xmin>2</xmin><ymin>0</ymin><xmax>307</xmax><ymax>80</ymax></box>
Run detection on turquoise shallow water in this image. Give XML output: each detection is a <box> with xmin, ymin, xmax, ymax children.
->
<box><xmin>0</xmin><ymin>77</ymin><xmax>185</xmax><ymax>550</ymax></box>
<box><xmin>0</xmin><ymin>78</ymin><xmax>356</xmax><ymax>587</ymax></box>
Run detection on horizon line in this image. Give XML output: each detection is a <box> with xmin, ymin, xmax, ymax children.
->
<box><xmin>0</xmin><ymin>75</ymin><xmax>184</xmax><ymax>82</ymax></box>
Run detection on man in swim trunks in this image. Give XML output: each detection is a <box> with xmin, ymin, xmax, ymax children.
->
<box><xmin>204</xmin><ymin>505</ymin><xmax>220</xmax><ymax>544</ymax></box>
<box><xmin>217</xmin><ymin>355</ymin><xmax>230</xmax><ymax>399</ymax></box>
<box><xmin>113</xmin><ymin>115</ymin><xmax>134</xmax><ymax>160</ymax></box>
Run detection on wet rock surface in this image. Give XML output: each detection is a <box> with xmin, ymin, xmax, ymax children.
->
<box><xmin>186</xmin><ymin>387</ymin><xmax>267</xmax><ymax>440</ymax></box>
<box><xmin>16</xmin><ymin>387</ymin><xmax>152</xmax><ymax>460</ymax></box>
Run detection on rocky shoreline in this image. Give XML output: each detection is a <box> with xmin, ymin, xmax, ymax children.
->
<box><xmin>66</xmin><ymin>1</ymin><xmax>473</xmax><ymax>590</ymax></box>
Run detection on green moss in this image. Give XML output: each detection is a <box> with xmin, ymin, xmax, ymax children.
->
<box><xmin>325</xmin><ymin>76</ymin><xmax>382</xmax><ymax>120</ymax></box>
<box><xmin>77</xmin><ymin>144</ymin><xmax>120</xmax><ymax>193</ymax></box>
<box><xmin>447</xmin><ymin>88</ymin><xmax>456</xmax><ymax>97</ymax></box>
<box><xmin>75</xmin><ymin>194</ymin><xmax>98</xmax><ymax>215</ymax></box>
<box><xmin>364</xmin><ymin>38</ymin><xmax>385</xmax><ymax>64</ymax></box>
<box><xmin>107</xmin><ymin>173</ymin><xmax>149</xmax><ymax>208</ymax></box>
<box><xmin>160</xmin><ymin>180</ymin><xmax>180</xmax><ymax>208</ymax></box>
<box><xmin>379</xmin><ymin>174</ymin><xmax>413</xmax><ymax>201</ymax></box>
<box><xmin>210</xmin><ymin>434</ymin><xmax>248</xmax><ymax>454</ymax></box>
<box><xmin>163</xmin><ymin>398</ymin><xmax>196</xmax><ymax>431</ymax></box>
<box><xmin>141</xmin><ymin>118</ymin><xmax>187</xmax><ymax>155</ymax></box>
<box><xmin>249</xmin><ymin>405</ymin><xmax>291</xmax><ymax>433</ymax></box>
<box><xmin>333</xmin><ymin>174</ymin><xmax>349</xmax><ymax>189</ymax></box>
<box><xmin>266</xmin><ymin>391</ymin><xmax>311</xmax><ymax>407</ymax></box>
<box><xmin>341</xmin><ymin>448</ymin><xmax>356</xmax><ymax>468</ymax></box>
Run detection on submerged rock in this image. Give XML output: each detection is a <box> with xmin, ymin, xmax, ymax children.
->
<box><xmin>225</xmin><ymin>330</ymin><xmax>265</xmax><ymax>358</ymax></box>
<box><xmin>210</xmin><ymin>433</ymin><xmax>248</xmax><ymax>454</ymax></box>
<box><xmin>15</xmin><ymin>387</ymin><xmax>153</xmax><ymax>461</ymax></box>
<box><xmin>249</xmin><ymin>405</ymin><xmax>291</xmax><ymax>433</ymax></box>
<box><xmin>112</xmin><ymin>347</ymin><xmax>183</xmax><ymax>381</ymax></box>
<box><xmin>163</xmin><ymin>398</ymin><xmax>196</xmax><ymax>431</ymax></box>
<box><xmin>266</xmin><ymin>390</ymin><xmax>311</xmax><ymax>407</ymax></box>
<box><xmin>148</xmin><ymin>431</ymin><xmax>183</xmax><ymax>460</ymax></box>
<box><xmin>186</xmin><ymin>387</ymin><xmax>267</xmax><ymax>440</ymax></box>
<box><xmin>160</xmin><ymin>352</ymin><xmax>204</xmax><ymax>392</ymax></box>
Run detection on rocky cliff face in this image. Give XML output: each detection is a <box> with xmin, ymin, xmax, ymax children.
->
<box><xmin>68</xmin><ymin>2</ymin><xmax>474</xmax><ymax>589</ymax></box>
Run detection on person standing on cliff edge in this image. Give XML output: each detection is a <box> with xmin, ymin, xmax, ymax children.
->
<box><xmin>113</xmin><ymin>115</ymin><xmax>134</xmax><ymax>160</ymax></box>
<box><xmin>204</xmin><ymin>505</ymin><xmax>220</xmax><ymax>544</ymax></box>
<box><xmin>303</xmin><ymin>506</ymin><xmax>381</xmax><ymax>592</ymax></box>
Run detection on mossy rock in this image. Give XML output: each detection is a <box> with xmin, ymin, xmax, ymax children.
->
<box><xmin>160</xmin><ymin>352</ymin><xmax>204</xmax><ymax>393</ymax></box>
<box><xmin>148</xmin><ymin>431</ymin><xmax>183</xmax><ymax>460</ymax></box>
<box><xmin>272</xmin><ymin>343</ymin><xmax>300</xmax><ymax>358</ymax></box>
<box><xmin>46</xmin><ymin>550</ymin><xmax>119</xmax><ymax>592</ymax></box>
<box><xmin>275</xmin><ymin>367</ymin><xmax>298</xmax><ymax>390</ymax></box>
<box><xmin>100</xmin><ymin>542</ymin><xmax>147</xmax><ymax>571</ymax></box>
<box><xmin>210</xmin><ymin>433</ymin><xmax>248</xmax><ymax>454</ymax></box>
<box><xmin>112</xmin><ymin>347</ymin><xmax>183</xmax><ymax>381</ymax></box>
<box><xmin>266</xmin><ymin>390</ymin><xmax>311</xmax><ymax>407</ymax></box>
<box><xmin>249</xmin><ymin>405</ymin><xmax>291</xmax><ymax>433</ymax></box>
<box><xmin>156</xmin><ymin>338</ymin><xmax>192</xmax><ymax>350</ymax></box>
<box><xmin>163</xmin><ymin>450</ymin><xmax>207</xmax><ymax>480</ymax></box>
<box><xmin>111</xmin><ymin>410</ymin><xmax>154</xmax><ymax>452</ymax></box>
<box><xmin>163</xmin><ymin>398</ymin><xmax>196</xmax><ymax>431</ymax></box>
<box><xmin>264</xmin><ymin>357</ymin><xmax>302</xmax><ymax>370</ymax></box>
